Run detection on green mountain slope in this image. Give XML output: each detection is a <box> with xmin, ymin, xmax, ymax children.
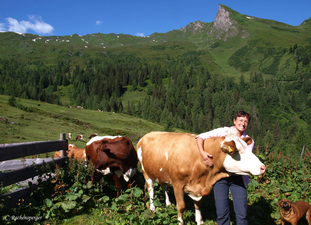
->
<box><xmin>0</xmin><ymin>95</ymin><xmax>186</xmax><ymax>146</ymax></box>
<box><xmin>0</xmin><ymin>4</ymin><xmax>310</xmax><ymax>78</ymax></box>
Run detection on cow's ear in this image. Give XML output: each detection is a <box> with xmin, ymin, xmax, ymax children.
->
<box><xmin>242</xmin><ymin>137</ymin><xmax>253</xmax><ymax>146</ymax></box>
<box><xmin>221</xmin><ymin>140</ymin><xmax>237</xmax><ymax>154</ymax></box>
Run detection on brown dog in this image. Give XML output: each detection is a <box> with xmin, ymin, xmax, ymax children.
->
<box><xmin>279</xmin><ymin>199</ymin><xmax>311</xmax><ymax>225</ymax></box>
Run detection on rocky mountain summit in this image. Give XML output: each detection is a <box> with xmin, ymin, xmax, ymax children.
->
<box><xmin>179</xmin><ymin>4</ymin><xmax>249</xmax><ymax>41</ymax></box>
<box><xmin>180</xmin><ymin>20</ymin><xmax>208</xmax><ymax>33</ymax></box>
<box><xmin>210</xmin><ymin>4</ymin><xmax>249</xmax><ymax>40</ymax></box>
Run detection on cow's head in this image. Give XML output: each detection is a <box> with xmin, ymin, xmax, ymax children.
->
<box><xmin>221</xmin><ymin>130</ymin><xmax>265</xmax><ymax>176</ymax></box>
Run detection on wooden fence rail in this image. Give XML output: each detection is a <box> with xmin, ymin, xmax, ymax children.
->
<box><xmin>0</xmin><ymin>133</ymin><xmax>68</xmax><ymax>207</ymax></box>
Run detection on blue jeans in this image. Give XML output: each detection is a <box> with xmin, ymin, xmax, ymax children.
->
<box><xmin>213</xmin><ymin>176</ymin><xmax>248</xmax><ymax>225</ymax></box>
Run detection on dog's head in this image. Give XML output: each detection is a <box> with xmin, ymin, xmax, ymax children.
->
<box><xmin>279</xmin><ymin>199</ymin><xmax>292</xmax><ymax>211</ymax></box>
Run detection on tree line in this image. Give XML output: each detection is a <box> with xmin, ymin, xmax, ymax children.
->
<box><xmin>0</xmin><ymin>46</ymin><xmax>311</xmax><ymax>157</ymax></box>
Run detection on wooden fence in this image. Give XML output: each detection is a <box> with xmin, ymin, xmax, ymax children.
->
<box><xmin>0</xmin><ymin>133</ymin><xmax>68</xmax><ymax>207</ymax></box>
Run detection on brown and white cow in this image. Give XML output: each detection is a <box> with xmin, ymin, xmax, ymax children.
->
<box><xmin>76</xmin><ymin>134</ymin><xmax>84</xmax><ymax>141</ymax></box>
<box><xmin>54</xmin><ymin>144</ymin><xmax>86</xmax><ymax>161</ymax></box>
<box><xmin>85</xmin><ymin>136</ymin><xmax>138</xmax><ymax>196</ymax></box>
<box><xmin>137</xmin><ymin>131</ymin><xmax>266</xmax><ymax>225</ymax></box>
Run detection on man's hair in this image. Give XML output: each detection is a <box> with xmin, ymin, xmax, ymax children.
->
<box><xmin>234</xmin><ymin>110</ymin><xmax>251</xmax><ymax>122</ymax></box>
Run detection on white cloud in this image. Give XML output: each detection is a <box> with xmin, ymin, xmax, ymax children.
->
<box><xmin>4</xmin><ymin>15</ymin><xmax>54</xmax><ymax>35</ymax></box>
<box><xmin>7</xmin><ymin>17</ymin><xmax>27</xmax><ymax>33</ymax></box>
<box><xmin>96</xmin><ymin>20</ymin><xmax>103</xmax><ymax>25</ymax></box>
<box><xmin>136</xmin><ymin>32</ymin><xmax>145</xmax><ymax>37</ymax></box>
<box><xmin>0</xmin><ymin>23</ymin><xmax>5</xmax><ymax>32</ymax></box>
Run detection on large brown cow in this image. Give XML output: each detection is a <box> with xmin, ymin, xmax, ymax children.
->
<box><xmin>85</xmin><ymin>136</ymin><xmax>138</xmax><ymax>196</ymax></box>
<box><xmin>137</xmin><ymin>131</ymin><xmax>266</xmax><ymax>225</ymax></box>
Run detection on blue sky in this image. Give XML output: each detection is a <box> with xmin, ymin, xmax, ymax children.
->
<box><xmin>1</xmin><ymin>0</ymin><xmax>310</xmax><ymax>37</ymax></box>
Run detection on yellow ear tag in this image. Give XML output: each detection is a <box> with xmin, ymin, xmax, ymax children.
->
<box><xmin>228</xmin><ymin>146</ymin><xmax>233</xmax><ymax>153</ymax></box>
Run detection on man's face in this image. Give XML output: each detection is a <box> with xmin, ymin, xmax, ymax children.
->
<box><xmin>234</xmin><ymin>116</ymin><xmax>249</xmax><ymax>133</ymax></box>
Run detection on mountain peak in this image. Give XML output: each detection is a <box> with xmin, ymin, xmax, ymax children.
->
<box><xmin>301</xmin><ymin>17</ymin><xmax>311</xmax><ymax>26</ymax></box>
<box><xmin>180</xmin><ymin>20</ymin><xmax>206</xmax><ymax>33</ymax></box>
<box><xmin>214</xmin><ymin>5</ymin><xmax>234</xmax><ymax>31</ymax></box>
<box><xmin>210</xmin><ymin>4</ymin><xmax>249</xmax><ymax>40</ymax></box>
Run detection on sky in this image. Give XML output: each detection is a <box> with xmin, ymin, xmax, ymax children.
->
<box><xmin>1</xmin><ymin>0</ymin><xmax>310</xmax><ymax>37</ymax></box>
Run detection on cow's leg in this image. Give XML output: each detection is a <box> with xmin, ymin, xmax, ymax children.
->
<box><xmin>113</xmin><ymin>174</ymin><xmax>122</xmax><ymax>197</ymax></box>
<box><xmin>173</xmin><ymin>185</ymin><xmax>186</xmax><ymax>225</ymax></box>
<box><xmin>194</xmin><ymin>200</ymin><xmax>204</xmax><ymax>225</ymax></box>
<box><xmin>146</xmin><ymin>178</ymin><xmax>155</xmax><ymax>211</ymax></box>
<box><xmin>160</xmin><ymin>184</ymin><xmax>171</xmax><ymax>206</ymax></box>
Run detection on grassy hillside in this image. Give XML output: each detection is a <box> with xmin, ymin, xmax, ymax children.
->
<box><xmin>0</xmin><ymin>95</ymin><xmax>185</xmax><ymax>148</ymax></box>
<box><xmin>0</xmin><ymin>4</ymin><xmax>310</xmax><ymax>86</ymax></box>
<box><xmin>0</xmin><ymin>5</ymin><xmax>310</xmax><ymax>76</ymax></box>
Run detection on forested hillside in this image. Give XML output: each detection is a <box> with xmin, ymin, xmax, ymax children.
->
<box><xmin>0</xmin><ymin>4</ymin><xmax>311</xmax><ymax>156</ymax></box>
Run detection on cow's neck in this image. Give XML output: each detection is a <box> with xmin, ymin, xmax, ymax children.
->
<box><xmin>184</xmin><ymin>167</ymin><xmax>228</xmax><ymax>197</ymax></box>
<box><xmin>201</xmin><ymin>170</ymin><xmax>228</xmax><ymax>195</ymax></box>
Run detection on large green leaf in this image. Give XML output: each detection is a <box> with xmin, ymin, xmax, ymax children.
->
<box><xmin>99</xmin><ymin>195</ymin><xmax>110</xmax><ymax>203</ymax></box>
<box><xmin>44</xmin><ymin>198</ymin><xmax>53</xmax><ymax>208</ymax></box>
<box><xmin>142</xmin><ymin>209</ymin><xmax>155</xmax><ymax>219</ymax></box>
<box><xmin>82</xmin><ymin>194</ymin><xmax>91</xmax><ymax>203</ymax></box>
<box><xmin>61</xmin><ymin>201</ymin><xmax>77</xmax><ymax>211</ymax></box>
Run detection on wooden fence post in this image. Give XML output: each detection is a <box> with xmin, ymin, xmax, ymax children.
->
<box><xmin>60</xmin><ymin>133</ymin><xmax>67</xmax><ymax>157</ymax></box>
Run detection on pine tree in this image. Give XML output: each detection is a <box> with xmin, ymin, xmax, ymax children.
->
<box><xmin>127</xmin><ymin>101</ymin><xmax>132</xmax><ymax>115</ymax></box>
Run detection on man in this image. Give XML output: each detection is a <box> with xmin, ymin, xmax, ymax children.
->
<box><xmin>196</xmin><ymin>110</ymin><xmax>253</xmax><ymax>225</ymax></box>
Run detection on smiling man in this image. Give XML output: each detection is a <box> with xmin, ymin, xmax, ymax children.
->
<box><xmin>196</xmin><ymin>110</ymin><xmax>253</xmax><ymax>225</ymax></box>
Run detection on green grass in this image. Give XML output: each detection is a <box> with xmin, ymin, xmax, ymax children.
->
<box><xmin>121</xmin><ymin>87</ymin><xmax>147</xmax><ymax>107</ymax></box>
<box><xmin>0</xmin><ymin>95</ymin><xmax>185</xmax><ymax>148</ymax></box>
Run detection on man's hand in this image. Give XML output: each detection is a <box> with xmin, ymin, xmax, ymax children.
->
<box><xmin>201</xmin><ymin>151</ymin><xmax>213</xmax><ymax>167</ymax></box>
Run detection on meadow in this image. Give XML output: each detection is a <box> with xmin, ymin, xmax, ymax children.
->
<box><xmin>0</xmin><ymin>94</ymin><xmax>183</xmax><ymax>147</ymax></box>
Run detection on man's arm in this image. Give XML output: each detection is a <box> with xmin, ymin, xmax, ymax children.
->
<box><xmin>196</xmin><ymin>137</ymin><xmax>213</xmax><ymax>167</ymax></box>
